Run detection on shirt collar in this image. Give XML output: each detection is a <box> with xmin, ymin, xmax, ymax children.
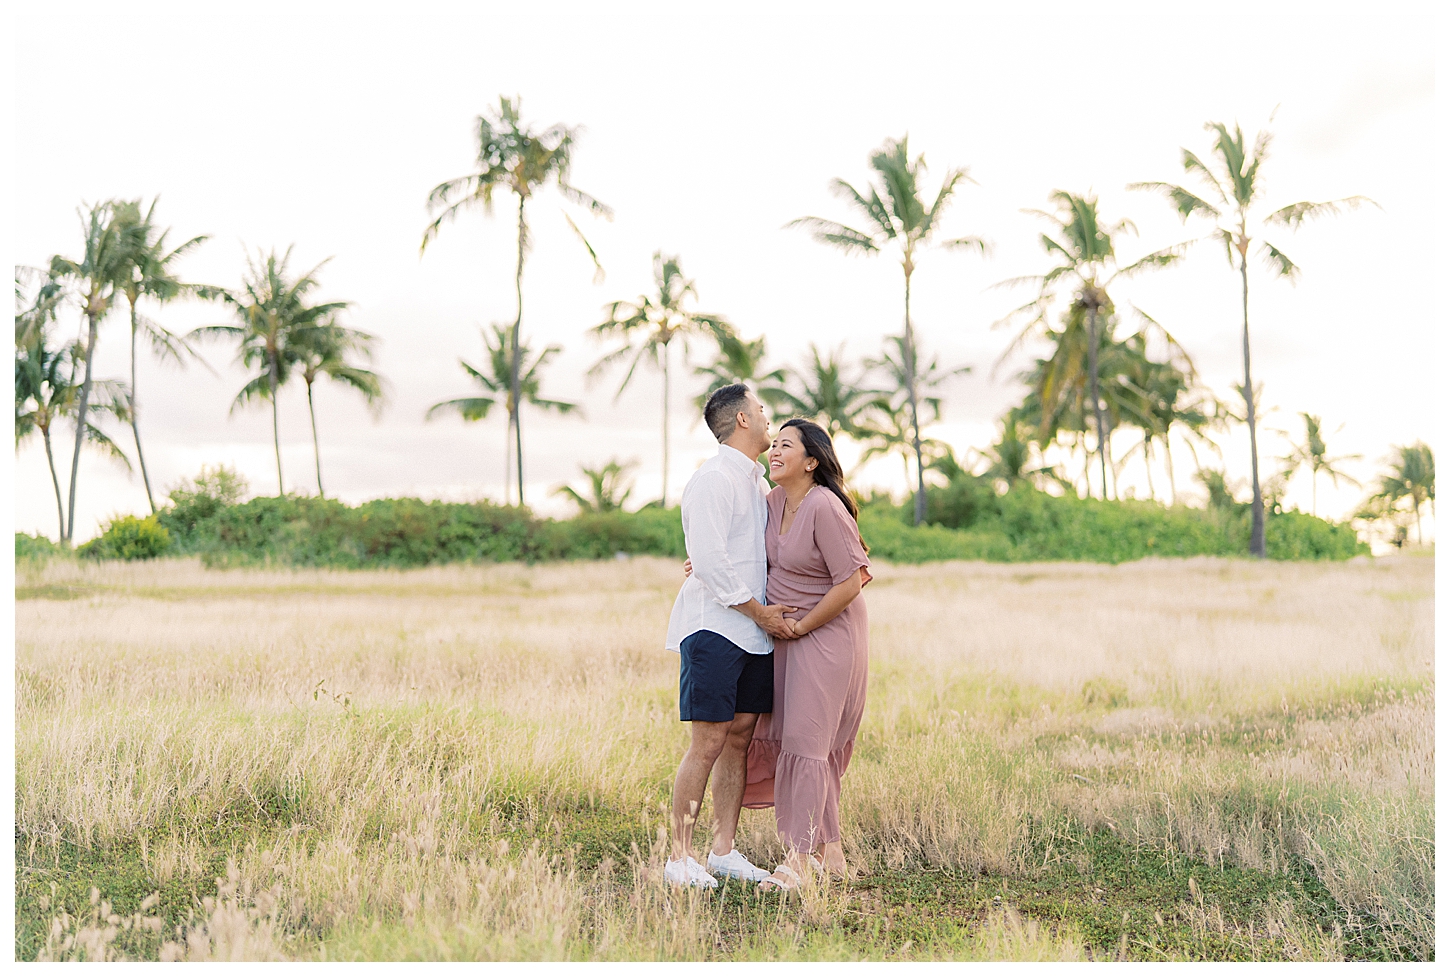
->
<box><xmin>719</xmin><ymin>443</ymin><xmax>766</xmax><ymax>478</ymax></box>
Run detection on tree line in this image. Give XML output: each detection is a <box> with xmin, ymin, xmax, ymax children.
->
<box><xmin>14</xmin><ymin>97</ymin><xmax>1434</xmax><ymax>551</ymax></box>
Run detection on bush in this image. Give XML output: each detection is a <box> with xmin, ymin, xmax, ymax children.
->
<box><xmin>858</xmin><ymin>513</ymin><xmax>1016</xmax><ymax>563</ymax></box>
<box><xmin>15</xmin><ymin>533</ymin><xmax>62</xmax><ymax>562</ymax></box>
<box><xmin>863</xmin><ymin>482</ymin><xmax>1366</xmax><ymax>564</ymax></box>
<box><xmin>157</xmin><ymin>493</ymin><xmax>687</xmax><ymax>569</ymax></box>
<box><xmin>77</xmin><ymin>515</ymin><xmax>171</xmax><ymax>561</ymax></box>
<box><xmin>1263</xmin><ymin>510</ymin><xmax>1366</xmax><ymax>560</ymax></box>
<box><xmin>160</xmin><ymin>465</ymin><xmax>249</xmax><ymax>545</ymax></box>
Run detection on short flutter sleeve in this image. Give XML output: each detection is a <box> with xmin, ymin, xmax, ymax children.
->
<box><xmin>814</xmin><ymin>492</ymin><xmax>872</xmax><ymax>586</ymax></box>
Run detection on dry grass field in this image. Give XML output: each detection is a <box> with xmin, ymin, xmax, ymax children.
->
<box><xmin>14</xmin><ymin>552</ymin><xmax>1434</xmax><ymax>960</ymax></box>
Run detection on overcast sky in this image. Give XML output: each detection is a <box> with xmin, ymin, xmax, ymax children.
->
<box><xmin>10</xmin><ymin>1</ymin><xmax>1438</xmax><ymax>541</ymax></box>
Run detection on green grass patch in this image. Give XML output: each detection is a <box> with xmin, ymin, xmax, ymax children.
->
<box><xmin>15</xmin><ymin>800</ymin><xmax>1416</xmax><ymax>961</ymax></box>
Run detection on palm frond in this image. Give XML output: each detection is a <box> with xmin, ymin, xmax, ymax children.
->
<box><xmin>941</xmin><ymin>235</ymin><xmax>990</xmax><ymax>255</ymax></box>
<box><xmin>420</xmin><ymin>196</ymin><xmax>480</xmax><ymax>253</ymax></box>
<box><xmin>1264</xmin><ymin>196</ymin><xmax>1378</xmax><ymax>227</ymax></box>
<box><xmin>1128</xmin><ymin>181</ymin><xmax>1223</xmax><ymax>222</ymax></box>
<box><xmin>561</xmin><ymin>210</ymin><xmax>606</xmax><ymax>283</ymax></box>
<box><xmin>1260</xmin><ymin>241</ymin><xmax>1300</xmax><ymax>281</ymax></box>
<box><xmin>784</xmin><ymin>217</ymin><xmax>879</xmax><ymax>254</ymax></box>
<box><xmin>1114</xmin><ymin>242</ymin><xmax>1190</xmax><ymax>278</ymax></box>
<box><xmin>228</xmin><ymin>373</ymin><xmax>274</xmax><ymax>415</ymax></box>
<box><xmin>82</xmin><ymin>421</ymin><xmax>133</xmax><ymax>470</ymax></box>
<box><xmin>556</xmin><ymin>181</ymin><xmax>614</xmax><ymax>219</ymax></box>
<box><xmin>426</xmin><ymin>396</ymin><xmax>496</xmax><ymax>422</ymax></box>
<box><xmin>531</xmin><ymin>397</ymin><xmax>580</xmax><ymax>415</ymax></box>
<box><xmin>827</xmin><ymin>178</ymin><xmax>895</xmax><ymax>240</ymax></box>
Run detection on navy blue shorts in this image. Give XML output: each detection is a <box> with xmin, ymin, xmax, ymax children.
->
<box><xmin>678</xmin><ymin>630</ymin><xmax>774</xmax><ymax>723</ymax></box>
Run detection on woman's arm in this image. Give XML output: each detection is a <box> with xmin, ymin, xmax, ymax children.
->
<box><xmin>787</xmin><ymin>571</ymin><xmax>862</xmax><ymax>637</ymax></box>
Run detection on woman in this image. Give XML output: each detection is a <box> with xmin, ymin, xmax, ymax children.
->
<box><xmin>744</xmin><ymin>418</ymin><xmax>871</xmax><ymax>892</ymax></box>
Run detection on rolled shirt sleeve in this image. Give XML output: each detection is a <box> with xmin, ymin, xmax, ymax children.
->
<box><xmin>683</xmin><ymin>470</ymin><xmax>755</xmax><ymax>608</ymax></box>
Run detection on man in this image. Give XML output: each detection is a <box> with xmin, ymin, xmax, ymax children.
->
<box><xmin>663</xmin><ymin>383</ymin><xmax>794</xmax><ymax>888</ymax></box>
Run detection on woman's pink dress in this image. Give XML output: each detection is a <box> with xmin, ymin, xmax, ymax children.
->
<box><xmin>743</xmin><ymin>485</ymin><xmax>871</xmax><ymax>852</ymax></box>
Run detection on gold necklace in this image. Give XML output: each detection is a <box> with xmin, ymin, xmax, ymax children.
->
<box><xmin>785</xmin><ymin>485</ymin><xmax>812</xmax><ymax>515</ymax></box>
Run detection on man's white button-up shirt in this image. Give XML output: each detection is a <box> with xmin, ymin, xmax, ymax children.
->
<box><xmin>665</xmin><ymin>444</ymin><xmax>773</xmax><ymax>655</ymax></box>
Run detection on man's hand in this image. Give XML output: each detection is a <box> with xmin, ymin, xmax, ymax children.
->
<box><xmin>727</xmin><ymin>597</ymin><xmax>797</xmax><ymax>639</ymax></box>
<box><xmin>753</xmin><ymin>602</ymin><xmax>798</xmax><ymax>640</ymax></box>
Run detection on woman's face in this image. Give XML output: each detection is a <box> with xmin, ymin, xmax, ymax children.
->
<box><xmin>768</xmin><ymin>429</ymin><xmax>814</xmax><ymax>485</ymax></box>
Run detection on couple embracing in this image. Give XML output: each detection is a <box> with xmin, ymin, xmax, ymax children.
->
<box><xmin>663</xmin><ymin>383</ymin><xmax>871</xmax><ymax>892</ymax></box>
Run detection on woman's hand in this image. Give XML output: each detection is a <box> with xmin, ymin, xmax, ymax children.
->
<box><xmin>786</xmin><ymin>572</ymin><xmax>861</xmax><ymax>638</ymax></box>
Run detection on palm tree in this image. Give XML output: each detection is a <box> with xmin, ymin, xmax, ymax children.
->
<box><xmin>1371</xmin><ymin>443</ymin><xmax>1434</xmax><ymax>544</ymax></box>
<box><xmin>1107</xmin><ymin>324</ymin><xmax>1209</xmax><ymax>504</ymax></box>
<box><xmin>692</xmin><ymin>332</ymin><xmax>787</xmax><ymax>411</ymax></box>
<box><xmin>862</xmin><ymin>333</ymin><xmax>968</xmax><ymax>489</ymax></box>
<box><xmin>994</xmin><ymin>191</ymin><xmax>1183</xmax><ymax>500</ymax></box>
<box><xmin>589</xmin><ymin>252</ymin><xmax>732</xmax><ymax>506</ymax></box>
<box><xmin>772</xmin><ymin>343</ymin><xmax>877</xmax><ymax>439</ymax></box>
<box><xmin>47</xmin><ymin>200</ymin><xmax>132</xmax><ymax>542</ymax></box>
<box><xmin>1144</xmin><ymin>373</ymin><xmax>1215</xmax><ymax>506</ymax></box>
<box><xmin>113</xmin><ymin>198</ymin><xmax>210</xmax><ymax>513</ymax></box>
<box><xmin>1009</xmin><ymin>301</ymin><xmax>1136</xmax><ymax>497</ymax></box>
<box><xmin>554</xmin><ymin>458</ymin><xmax>637</xmax><ymax>513</ymax></box>
<box><xmin>421</xmin><ymin>96</ymin><xmax>611</xmax><ymax>506</ymax></box>
<box><xmin>1277</xmin><ymin>413</ymin><xmax>1360</xmax><ymax>517</ymax></box>
<box><xmin>190</xmin><ymin>248</ymin><xmax>348</xmax><ymax>496</ymax></box>
<box><xmin>857</xmin><ymin>394</ymin><xmax>943</xmax><ymax>488</ymax></box>
<box><xmin>16</xmin><ymin>275</ymin><xmax>75</xmax><ymax>536</ymax></box>
<box><xmin>974</xmin><ymin>411</ymin><xmax>1067</xmax><ymax>489</ymax></box>
<box><xmin>292</xmin><ymin>322</ymin><xmax>384</xmax><ymax>498</ymax></box>
<box><xmin>16</xmin><ymin>288</ymin><xmax>133</xmax><ymax>538</ymax></box>
<box><xmin>427</xmin><ymin>323</ymin><xmax>578</xmax><ymax>498</ymax></box>
<box><xmin>1132</xmin><ymin>120</ymin><xmax>1374</xmax><ymax>556</ymax></box>
<box><xmin>790</xmin><ymin>136</ymin><xmax>986</xmax><ymax>524</ymax></box>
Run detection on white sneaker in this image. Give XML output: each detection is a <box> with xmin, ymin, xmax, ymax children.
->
<box><xmin>663</xmin><ymin>856</ymin><xmax>719</xmax><ymax>888</ymax></box>
<box><xmin>707</xmin><ymin>848</ymin><xmax>772</xmax><ymax>882</ymax></box>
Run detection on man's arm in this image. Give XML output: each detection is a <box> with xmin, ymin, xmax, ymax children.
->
<box><xmin>684</xmin><ymin>472</ymin><xmax>795</xmax><ymax>639</ymax></box>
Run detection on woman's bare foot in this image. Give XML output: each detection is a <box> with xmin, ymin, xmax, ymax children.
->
<box><xmin>816</xmin><ymin>841</ymin><xmax>849</xmax><ymax>879</ymax></box>
<box><xmin>758</xmin><ymin>850</ymin><xmax>819</xmax><ymax>892</ymax></box>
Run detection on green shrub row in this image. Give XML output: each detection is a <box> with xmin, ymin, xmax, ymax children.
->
<box><xmin>860</xmin><ymin>483</ymin><xmax>1365</xmax><ymax>564</ymax></box>
<box><xmin>149</xmin><ymin>494</ymin><xmax>686</xmax><ymax>568</ymax></box>
<box><xmin>22</xmin><ymin>477</ymin><xmax>1364</xmax><ymax>568</ymax></box>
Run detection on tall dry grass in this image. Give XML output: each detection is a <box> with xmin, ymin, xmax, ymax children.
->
<box><xmin>15</xmin><ymin>553</ymin><xmax>1433</xmax><ymax>959</ymax></box>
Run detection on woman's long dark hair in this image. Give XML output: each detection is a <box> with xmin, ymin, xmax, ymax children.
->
<box><xmin>782</xmin><ymin>418</ymin><xmax>858</xmax><ymax>521</ymax></box>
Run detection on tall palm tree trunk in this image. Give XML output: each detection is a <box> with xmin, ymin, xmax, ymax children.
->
<box><xmin>269</xmin><ymin>350</ymin><xmax>284</xmax><ymax>496</ymax></box>
<box><xmin>1413</xmin><ymin>493</ymin><xmax>1423</xmax><ymax>544</ymax></box>
<box><xmin>306</xmin><ymin>379</ymin><xmax>325</xmax><ymax>498</ymax></box>
<box><xmin>502</xmin><ymin>407</ymin><xmax>513</xmax><ymax>505</ymax></box>
<box><xmin>510</xmin><ymin>195</ymin><xmax>527</xmax><ymax>507</ymax></box>
<box><xmin>1143</xmin><ymin>436</ymin><xmax>1155</xmax><ymax>501</ymax></box>
<box><xmin>1239</xmin><ymin>255</ymin><xmax>1266</xmax><ymax>557</ymax></box>
<box><xmin>661</xmin><ymin>341</ymin><xmax>671</xmax><ymax>506</ymax></box>
<box><xmin>1086</xmin><ymin>305</ymin><xmax>1108</xmax><ymax>500</ymax></box>
<box><xmin>128</xmin><ymin>300</ymin><xmax>157</xmax><ymax>513</ymax></box>
<box><xmin>65</xmin><ymin>311</ymin><xmax>101</xmax><ymax>542</ymax></box>
<box><xmin>43</xmin><ymin>425</ymin><xmax>66</xmax><ymax>540</ymax></box>
<box><xmin>1164</xmin><ymin>433</ymin><xmax>1178</xmax><ymax>505</ymax></box>
<box><xmin>903</xmin><ymin>267</ymin><xmax>926</xmax><ymax>526</ymax></box>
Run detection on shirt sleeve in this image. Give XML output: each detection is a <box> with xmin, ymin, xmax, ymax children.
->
<box><xmin>815</xmin><ymin>494</ymin><xmax>872</xmax><ymax>586</ymax></box>
<box><xmin>683</xmin><ymin>470</ymin><xmax>755</xmax><ymax>608</ymax></box>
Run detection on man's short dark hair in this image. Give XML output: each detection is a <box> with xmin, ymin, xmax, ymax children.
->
<box><xmin>704</xmin><ymin>383</ymin><xmax>751</xmax><ymax>442</ymax></box>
